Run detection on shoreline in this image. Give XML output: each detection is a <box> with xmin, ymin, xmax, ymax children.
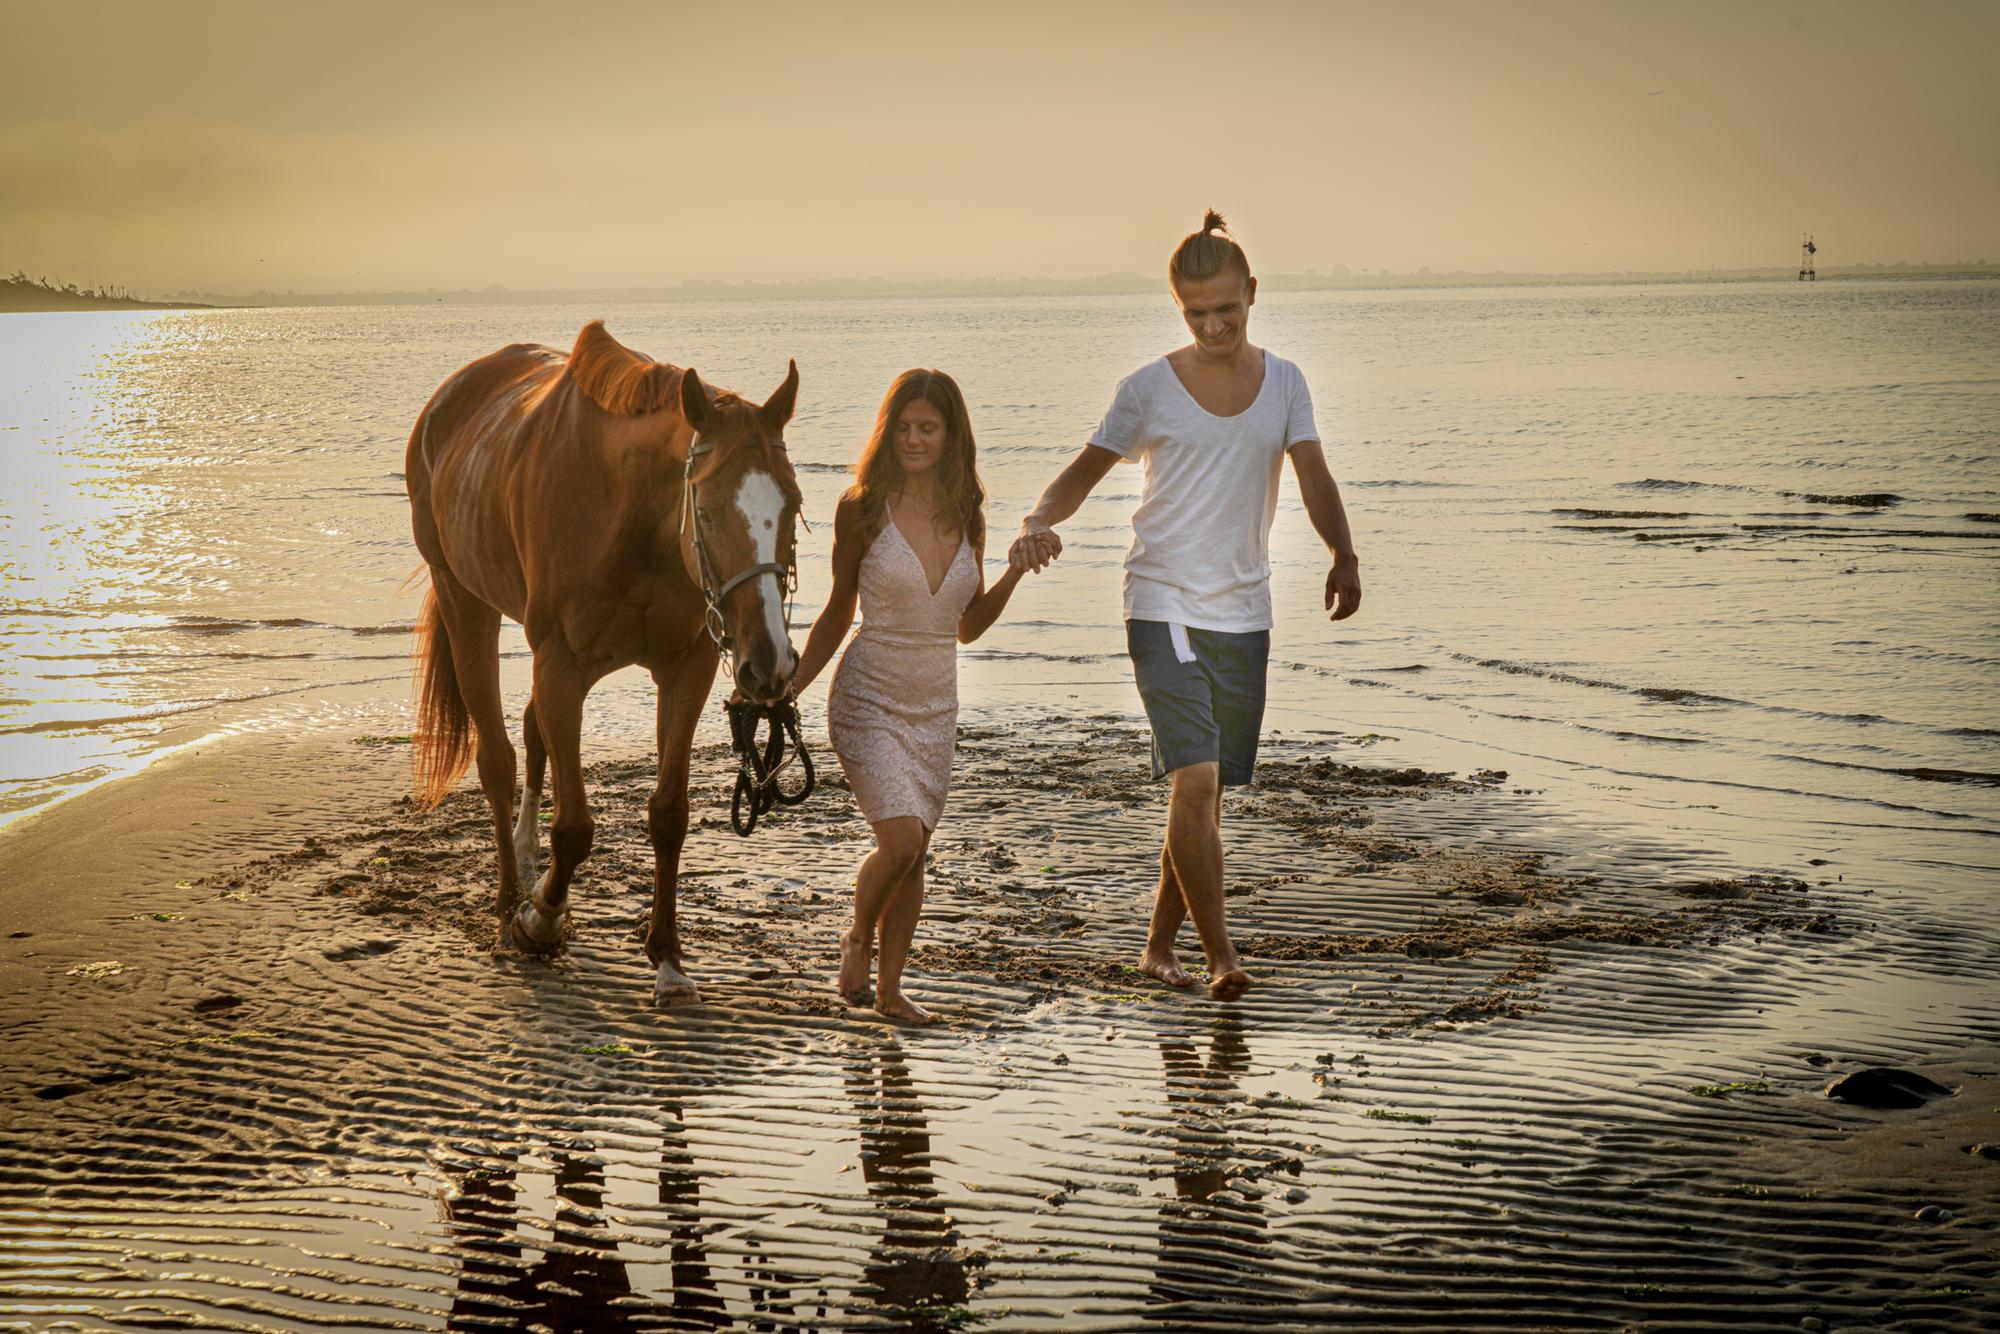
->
<box><xmin>3</xmin><ymin>717</ymin><xmax>1994</xmax><ymax>1327</ymax></box>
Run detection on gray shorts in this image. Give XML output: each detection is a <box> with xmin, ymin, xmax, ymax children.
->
<box><xmin>1126</xmin><ymin>620</ymin><xmax>1270</xmax><ymax>786</ymax></box>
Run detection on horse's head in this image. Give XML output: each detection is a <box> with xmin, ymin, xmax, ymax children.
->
<box><xmin>679</xmin><ymin>362</ymin><xmax>803</xmax><ymax>704</ymax></box>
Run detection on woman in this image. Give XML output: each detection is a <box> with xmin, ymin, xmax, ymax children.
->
<box><xmin>790</xmin><ymin>369</ymin><xmax>1029</xmax><ymax>1023</ymax></box>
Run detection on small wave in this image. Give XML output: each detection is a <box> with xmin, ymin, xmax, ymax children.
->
<box><xmin>1362</xmin><ymin>663</ymin><xmax>1430</xmax><ymax>673</ymax></box>
<box><xmin>0</xmin><ymin>696</ymin><xmax>228</xmax><ymax>735</ymax></box>
<box><xmin>1617</xmin><ymin>479</ymin><xmax>1749</xmax><ymax>492</ymax></box>
<box><xmin>1341</xmin><ymin>479</ymin><xmax>1472</xmax><ymax>489</ymax></box>
<box><xmin>1783</xmin><ymin>492</ymin><xmax>1904</xmax><ymax>507</ymax></box>
<box><xmin>1635</xmin><ymin>686</ymin><xmax>1735</xmax><ymax>705</ymax></box>
<box><xmin>1790</xmin><ymin>755</ymin><xmax>2000</xmax><ymax>788</ymax></box>
<box><xmin>1448</xmin><ymin>652</ymin><xmax>1987</xmax><ymax>739</ymax></box>
<box><xmin>793</xmin><ymin>461</ymin><xmax>850</xmax><ymax>474</ymax></box>
<box><xmin>1967</xmin><ymin>513</ymin><xmax>2000</xmax><ymax>524</ymax></box>
<box><xmin>1739</xmin><ymin>523</ymin><xmax>2000</xmax><ymax>541</ymax></box>
<box><xmin>171</xmin><ymin>614</ymin><xmax>319</xmax><ymax>635</ymax></box>
<box><xmin>1451</xmin><ymin>653</ymin><xmax>1743</xmax><ymax>707</ymax></box>
<box><xmin>1551</xmin><ymin>509</ymin><xmax>1696</xmax><ymax>520</ymax></box>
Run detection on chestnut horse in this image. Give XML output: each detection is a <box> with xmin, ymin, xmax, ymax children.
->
<box><xmin>405</xmin><ymin>321</ymin><xmax>802</xmax><ymax>1005</ymax></box>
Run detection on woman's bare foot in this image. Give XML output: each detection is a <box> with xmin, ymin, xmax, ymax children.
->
<box><xmin>1138</xmin><ymin>948</ymin><xmax>1194</xmax><ymax>987</ymax></box>
<box><xmin>1208</xmin><ymin>967</ymin><xmax>1254</xmax><ymax>1002</ymax></box>
<box><xmin>874</xmin><ymin>990</ymin><xmax>938</xmax><ymax>1025</ymax></box>
<box><xmin>836</xmin><ymin>929</ymin><xmax>873</xmax><ymax>1007</ymax></box>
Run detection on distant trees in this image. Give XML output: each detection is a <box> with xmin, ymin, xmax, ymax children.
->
<box><xmin>5</xmin><ymin>270</ymin><xmax>143</xmax><ymax>303</ymax></box>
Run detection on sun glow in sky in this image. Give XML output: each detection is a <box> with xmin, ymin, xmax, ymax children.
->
<box><xmin>2</xmin><ymin>0</ymin><xmax>1996</xmax><ymax>293</ymax></box>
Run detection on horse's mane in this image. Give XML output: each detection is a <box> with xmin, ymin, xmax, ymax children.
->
<box><xmin>567</xmin><ymin>320</ymin><xmax>682</xmax><ymax>416</ymax></box>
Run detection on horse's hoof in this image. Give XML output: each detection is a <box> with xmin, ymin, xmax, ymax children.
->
<box><xmin>510</xmin><ymin>902</ymin><xmax>566</xmax><ymax>955</ymax></box>
<box><xmin>654</xmin><ymin>961</ymin><xmax>700</xmax><ymax>1008</ymax></box>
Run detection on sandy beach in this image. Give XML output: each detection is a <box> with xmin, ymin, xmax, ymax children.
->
<box><xmin>3</xmin><ymin>708</ymin><xmax>1993</xmax><ymax>1331</ymax></box>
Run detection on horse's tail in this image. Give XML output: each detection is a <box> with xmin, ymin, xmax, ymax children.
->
<box><xmin>412</xmin><ymin>578</ymin><xmax>474</xmax><ymax>809</ymax></box>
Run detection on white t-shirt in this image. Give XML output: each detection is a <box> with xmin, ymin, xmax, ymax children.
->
<box><xmin>1089</xmin><ymin>351</ymin><xmax>1321</xmax><ymax>632</ymax></box>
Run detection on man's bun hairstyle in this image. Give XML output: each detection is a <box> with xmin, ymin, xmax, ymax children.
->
<box><xmin>1169</xmin><ymin>209</ymin><xmax>1251</xmax><ymax>286</ymax></box>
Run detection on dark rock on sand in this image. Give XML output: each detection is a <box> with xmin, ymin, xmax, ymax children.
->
<box><xmin>1823</xmin><ymin>1067</ymin><xmax>1955</xmax><ymax>1109</ymax></box>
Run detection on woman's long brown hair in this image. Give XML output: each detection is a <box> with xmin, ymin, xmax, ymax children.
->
<box><xmin>844</xmin><ymin>369</ymin><xmax>986</xmax><ymax>548</ymax></box>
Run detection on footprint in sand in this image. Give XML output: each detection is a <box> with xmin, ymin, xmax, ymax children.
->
<box><xmin>322</xmin><ymin>937</ymin><xmax>403</xmax><ymax>963</ymax></box>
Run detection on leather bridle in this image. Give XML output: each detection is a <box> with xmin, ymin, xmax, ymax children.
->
<box><xmin>679</xmin><ymin>435</ymin><xmax>799</xmax><ymax>662</ymax></box>
<box><xmin>678</xmin><ymin>433</ymin><xmax>815</xmax><ymax>835</ymax></box>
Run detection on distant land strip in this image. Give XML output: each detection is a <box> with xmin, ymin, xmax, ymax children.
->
<box><xmin>8</xmin><ymin>264</ymin><xmax>1996</xmax><ymax>312</ymax></box>
<box><xmin>2</xmin><ymin>275</ymin><xmax>212</xmax><ymax>313</ymax></box>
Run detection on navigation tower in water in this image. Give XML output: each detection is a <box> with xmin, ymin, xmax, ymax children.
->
<box><xmin>1799</xmin><ymin>234</ymin><xmax>1817</xmax><ymax>281</ymax></box>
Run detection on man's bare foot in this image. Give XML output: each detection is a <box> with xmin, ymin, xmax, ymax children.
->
<box><xmin>836</xmin><ymin>930</ymin><xmax>873</xmax><ymax>1007</ymax></box>
<box><xmin>874</xmin><ymin>991</ymin><xmax>938</xmax><ymax>1025</ymax></box>
<box><xmin>1208</xmin><ymin>968</ymin><xmax>1254</xmax><ymax>1002</ymax></box>
<box><xmin>1138</xmin><ymin>949</ymin><xmax>1194</xmax><ymax>988</ymax></box>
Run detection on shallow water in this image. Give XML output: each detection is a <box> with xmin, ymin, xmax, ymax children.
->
<box><xmin>1</xmin><ymin>282</ymin><xmax>1996</xmax><ymax>871</ymax></box>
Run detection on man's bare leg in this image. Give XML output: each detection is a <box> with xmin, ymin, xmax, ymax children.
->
<box><xmin>1139</xmin><ymin>782</ymin><xmax>1224</xmax><ymax>988</ymax></box>
<box><xmin>1156</xmin><ymin>762</ymin><xmax>1252</xmax><ymax>1000</ymax></box>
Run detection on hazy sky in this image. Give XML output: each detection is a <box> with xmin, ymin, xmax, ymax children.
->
<box><xmin>3</xmin><ymin>0</ymin><xmax>1995</xmax><ymax>292</ymax></box>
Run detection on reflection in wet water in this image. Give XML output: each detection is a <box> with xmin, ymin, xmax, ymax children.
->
<box><xmin>440</xmin><ymin>1102</ymin><xmax>734</xmax><ymax>1332</ymax></box>
<box><xmin>655</xmin><ymin>1103</ymin><xmax>730</xmax><ymax>1329</ymax></box>
<box><xmin>1151</xmin><ymin>1015</ymin><xmax>1276</xmax><ymax>1319</ymax></box>
<box><xmin>440</xmin><ymin>1145</ymin><xmax>643</xmax><ymax>1332</ymax></box>
<box><xmin>847</xmin><ymin>1038</ymin><xmax>981</xmax><ymax>1327</ymax></box>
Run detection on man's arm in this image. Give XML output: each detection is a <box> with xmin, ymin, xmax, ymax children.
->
<box><xmin>1008</xmin><ymin>444</ymin><xmax>1121</xmax><ymax>572</ymax></box>
<box><xmin>1288</xmin><ymin>441</ymin><xmax>1362</xmax><ymax>621</ymax></box>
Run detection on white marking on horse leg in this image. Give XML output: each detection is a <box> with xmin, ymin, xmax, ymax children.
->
<box><xmin>732</xmin><ymin>470</ymin><xmax>792</xmax><ymax>667</ymax></box>
<box><xmin>655</xmin><ymin>959</ymin><xmax>700</xmax><ymax>1008</ymax></box>
<box><xmin>511</xmin><ymin>784</ymin><xmax>541</xmax><ymax>883</ymax></box>
<box><xmin>511</xmin><ymin>866</ymin><xmax>566</xmax><ymax>949</ymax></box>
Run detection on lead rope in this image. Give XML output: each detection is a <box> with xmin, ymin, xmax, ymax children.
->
<box><xmin>683</xmin><ymin>437</ymin><xmax>817</xmax><ymax>836</ymax></box>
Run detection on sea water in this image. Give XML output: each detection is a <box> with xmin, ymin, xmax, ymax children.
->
<box><xmin>2</xmin><ymin>281</ymin><xmax>1994</xmax><ymax>883</ymax></box>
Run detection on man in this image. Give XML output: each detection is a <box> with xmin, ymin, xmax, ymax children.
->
<box><xmin>1009</xmin><ymin>210</ymin><xmax>1362</xmax><ymax>1002</ymax></box>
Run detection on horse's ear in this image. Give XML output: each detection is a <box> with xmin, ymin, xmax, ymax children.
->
<box><xmin>680</xmin><ymin>368</ymin><xmax>712</xmax><ymax>432</ymax></box>
<box><xmin>760</xmin><ymin>359</ymin><xmax>799</xmax><ymax>433</ymax></box>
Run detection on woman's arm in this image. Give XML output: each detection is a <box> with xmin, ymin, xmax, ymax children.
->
<box><xmin>789</xmin><ymin>496</ymin><xmax>865</xmax><ymax>695</ymax></box>
<box><xmin>957</xmin><ymin>538</ymin><xmax>1027</xmax><ymax>644</ymax></box>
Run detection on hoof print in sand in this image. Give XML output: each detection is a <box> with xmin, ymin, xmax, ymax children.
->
<box><xmin>1823</xmin><ymin>1066</ymin><xmax>1954</xmax><ymax>1109</ymax></box>
<box><xmin>322</xmin><ymin>936</ymin><xmax>403</xmax><ymax>963</ymax></box>
<box><xmin>35</xmin><ymin>1069</ymin><xmax>135</xmax><ymax>1101</ymax></box>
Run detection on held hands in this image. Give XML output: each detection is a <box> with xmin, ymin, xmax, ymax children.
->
<box><xmin>1325</xmin><ymin>554</ymin><xmax>1362</xmax><ymax>622</ymax></box>
<box><xmin>1008</xmin><ymin>522</ymin><xmax>1062</xmax><ymax>574</ymax></box>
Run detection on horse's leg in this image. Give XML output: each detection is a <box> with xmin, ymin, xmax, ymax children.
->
<box><xmin>511</xmin><ymin>694</ymin><xmax>546</xmax><ymax>889</ymax></box>
<box><xmin>431</xmin><ymin>577</ymin><xmax>522</xmax><ymax>943</ymax></box>
<box><xmin>645</xmin><ymin>647</ymin><xmax>719</xmax><ymax>1007</ymax></box>
<box><xmin>511</xmin><ymin>658</ymin><xmax>591</xmax><ymax>952</ymax></box>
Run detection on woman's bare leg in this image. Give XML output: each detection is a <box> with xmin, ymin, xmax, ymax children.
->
<box><xmin>839</xmin><ymin>816</ymin><xmax>926</xmax><ymax>1007</ymax></box>
<box><xmin>875</xmin><ymin>832</ymin><xmax>937</xmax><ymax>1024</ymax></box>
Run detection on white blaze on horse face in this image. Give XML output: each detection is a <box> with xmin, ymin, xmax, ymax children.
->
<box><xmin>731</xmin><ymin>469</ymin><xmax>791</xmax><ymax>660</ymax></box>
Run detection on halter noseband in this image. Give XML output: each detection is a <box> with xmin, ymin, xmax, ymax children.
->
<box><xmin>680</xmin><ymin>435</ymin><xmax>798</xmax><ymax>660</ymax></box>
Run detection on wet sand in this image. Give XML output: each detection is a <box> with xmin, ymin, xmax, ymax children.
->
<box><xmin>2</xmin><ymin>717</ymin><xmax>1996</xmax><ymax>1331</ymax></box>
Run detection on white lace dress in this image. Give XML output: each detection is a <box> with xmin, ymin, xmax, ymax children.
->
<box><xmin>827</xmin><ymin>518</ymin><xmax>979</xmax><ymax>830</ymax></box>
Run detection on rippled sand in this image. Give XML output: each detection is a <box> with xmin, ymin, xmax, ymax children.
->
<box><xmin>2</xmin><ymin>718</ymin><xmax>1995</xmax><ymax>1330</ymax></box>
